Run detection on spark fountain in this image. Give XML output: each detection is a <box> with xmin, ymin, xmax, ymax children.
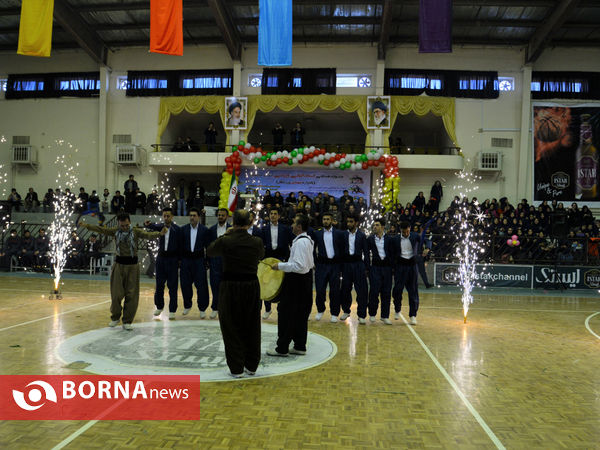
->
<box><xmin>48</xmin><ymin>153</ymin><xmax>79</xmax><ymax>299</ymax></box>
<box><xmin>451</xmin><ymin>168</ymin><xmax>487</xmax><ymax>323</ymax></box>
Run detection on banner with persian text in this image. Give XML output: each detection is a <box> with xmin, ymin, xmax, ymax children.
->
<box><xmin>533</xmin><ymin>104</ymin><xmax>600</xmax><ymax>206</ymax></box>
<box><xmin>239</xmin><ymin>168</ymin><xmax>372</xmax><ymax>200</ymax></box>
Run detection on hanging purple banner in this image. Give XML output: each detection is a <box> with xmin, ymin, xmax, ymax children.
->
<box><xmin>419</xmin><ymin>0</ymin><xmax>452</xmax><ymax>53</ymax></box>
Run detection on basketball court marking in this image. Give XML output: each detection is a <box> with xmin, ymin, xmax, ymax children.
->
<box><xmin>0</xmin><ymin>300</ymin><xmax>110</xmax><ymax>333</ymax></box>
<box><xmin>584</xmin><ymin>312</ymin><xmax>600</xmax><ymax>340</ymax></box>
<box><xmin>399</xmin><ymin>313</ymin><xmax>506</xmax><ymax>450</ymax></box>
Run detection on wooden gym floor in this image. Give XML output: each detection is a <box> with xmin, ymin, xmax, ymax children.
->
<box><xmin>1</xmin><ymin>274</ymin><xmax>600</xmax><ymax>449</ymax></box>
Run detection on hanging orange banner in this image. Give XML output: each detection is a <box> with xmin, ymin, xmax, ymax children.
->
<box><xmin>150</xmin><ymin>0</ymin><xmax>183</xmax><ymax>56</ymax></box>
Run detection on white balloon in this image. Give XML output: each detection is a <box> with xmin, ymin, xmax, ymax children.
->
<box><xmin>313</xmin><ymin>157</ymin><xmax>319</xmax><ymax>163</ymax></box>
<box><xmin>318</xmin><ymin>154</ymin><xmax>325</xmax><ymax>161</ymax></box>
<box><xmin>334</xmin><ymin>161</ymin><xmax>341</xmax><ymax>167</ymax></box>
<box><xmin>271</xmin><ymin>155</ymin><xmax>277</xmax><ymax>161</ymax></box>
<box><xmin>245</xmin><ymin>143</ymin><xmax>251</xmax><ymax>149</ymax></box>
<box><xmin>292</xmin><ymin>158</ymin><xmax>298</xmax><ymax>164</ymax></box>
<box><xmin>276</xmin><ymin>151</ymin><xmax>282</xmax><ymax>158</ymax></box>
<box><xmin>309</xmin><ymin>145</ymin><xmax>315</xmax><ymax>151</ymax></box>
<box><xmin>282</xmin><ymin>150</ymin><xmax>289</xmax><ymax>157</ymax></box>
<box><xmin>340</xmin><ymin>158</ymin><xmax>346</xmax><ymax>164</ymax></box>
<box><xmin>324</xmin><ymin>153</ymin><xmax>331</xmax><ymax>159</ymax></box>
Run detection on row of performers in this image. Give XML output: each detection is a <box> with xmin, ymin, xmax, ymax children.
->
<box><xmin>110</xmin><ymin>206</ymin><xmax>423</xmax><ymax>324</ymax></box>
<box><xmin>0</xmin><ymin>229</ymin><xmax>102</xmax><ymax>270</ymax></box>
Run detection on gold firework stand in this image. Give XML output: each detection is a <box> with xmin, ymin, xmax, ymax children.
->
<box><xmin>258</xmin><ymin>257</ymin><xmax>285</xmax><ymax>302</ymax></box>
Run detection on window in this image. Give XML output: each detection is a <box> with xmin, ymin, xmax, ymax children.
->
<box><xmin>530</xmin><ymin>72</ymin><xmax>599</xmax><ymax>99</ymax></box>
<box><xmin>261</xmin><ymin>68</ymin><xmax>336</xmax><ymax>95</ymax></box>
<box><xmin>400</xmin><ymin>76</ymin><xmax>442</xmax><ymax>90</ymax></box>
<box><xmin>497</xmin><ymin>76</ymin><xmax>514</xmax><ymax>92</ymax></box>
<box><xmin>5</xmin><ymin>72</ymin><xmax>100</xmax><ymax>99</ymax></box>
<box><xmin>0</xmin><ymin>79</ymin><xmax>7</xmax><ymax>92</ymax></box>
<box><xmin>126</xmin><ymin>70</ymin><xmax>233</xmax><ymax>97</ymax></box>
<box><xmin>336</xmin><ymin>74</ymin><xmax>372</xmax><ymax>88</ymax></box>
<box><xmin>385</xmin><ymin>69</ymin><xmax>499</xmax><ymax>98</ymax></box>
<box><xmin>248</xmin><ymin>74</ymin><xmax>262</xmax><ymax>87</ymax></box>
<box><xmin>116</xmin><ymin>76</ymin><xmax>128</xmax><ymax>90</ymax></box>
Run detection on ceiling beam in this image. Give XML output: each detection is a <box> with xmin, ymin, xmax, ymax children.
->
<box><xmin>526</xmin><ymin>0</ymin><xmax>581</xmax><ymax>63</ymax></box>
<box><xmin>206</xmin><ymin>0</ymin><xmax>242</xmax><ymax>60</ymax></box>
<box><xmin>53</xmin><ymin>0</ymin><xmax>109</xmax><ymax>66</ymax></box>
<box><xmin>377</xmin><ymin>0</ymin><xmax>393</xmax><ymax>59</ymax></box>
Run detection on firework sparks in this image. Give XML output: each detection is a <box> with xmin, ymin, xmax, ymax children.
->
<box><xmin>49</xmin><ymin>153</ymin><xmax>79</xmax><ymax>292</ymax></box>
<box><xmin>451</xmin><ymin>168</ymin><xmax>487</xmax><ymax>323</ymax></box>
<box><xmin>0</xmin><ymin>165</ymin><xmax>9</xmax><ymax>231</ymax></box>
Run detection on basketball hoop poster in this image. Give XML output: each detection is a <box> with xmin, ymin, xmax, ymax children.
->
<box><xmin>533</xmin><ymin>104</ymin><xmax>600</xmax><ymax>205</ymax></box>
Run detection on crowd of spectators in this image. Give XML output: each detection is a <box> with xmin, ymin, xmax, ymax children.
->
<box><xmin>5</xmin><ymin>175</ymin><xmax>206</xmax><ymax>218</ymax></box>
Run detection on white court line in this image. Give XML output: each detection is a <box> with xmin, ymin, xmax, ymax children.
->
<box><xmin>0</xmin><ymin>287</ymin><xmax>109</xmax><ymax>297</ymax></box>
<box><xmin>423</xmin><ymin>306</ymin><xmax>600</xmax><ymax>314</ymax></box>
<box><xmin>400</xmin><ymin>313</ymin><xmax>506</xmax><ymax>450</ymax></box>
<box><xmin>51</xmin><ymin>420</ymin><xmax>98</xmax><ymax>450</ymax></box>
<box><xmin>0</xmin><ymin>300</ymin><xmax>110</xmax><ymax>332</ymax></box>
<box><xmin>584</xmin><ymin>312</ymin><xmax>600</xmax><ymax>340</ymax></box>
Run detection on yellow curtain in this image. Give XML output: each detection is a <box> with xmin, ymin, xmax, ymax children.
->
<box><xmin>384</xmin><ymin>96</ymin><xmax>457</xmax><ymax>152</ymax></box>
<box><xmin>157</xmin><ymin>96</ymin><xmax>226</xmax><ymax>146</ymax></box>
<box><xmin>246</xmin><ymin>95</ymin><xmax>370</xmax><ymax>148</ymax></box>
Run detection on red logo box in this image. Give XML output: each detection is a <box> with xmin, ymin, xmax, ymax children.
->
<box><xmin>0</xmin><ymin>375</ymin><xmax>200</xmax><ymax>420</ymax></box>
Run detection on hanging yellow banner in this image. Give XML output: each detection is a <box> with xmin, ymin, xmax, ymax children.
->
<box><xmin>17</xmin><ymin>0</ymin><xmax>54</xmax><ymax>57</ymax></box>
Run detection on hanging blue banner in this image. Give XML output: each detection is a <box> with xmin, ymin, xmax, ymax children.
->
<box><xmin>258</xmin><ymin>0</ymin><xmax>292</xmax><ymax>66</ymax></box>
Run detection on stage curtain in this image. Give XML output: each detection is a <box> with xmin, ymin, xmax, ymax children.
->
<box><xmin>385</xmin><ymin>96</ymin><xmax>457</xmax><ymax>152</ymax></box>
<box><xmin>157</xmin><ymin>96</ymin><xmax>226</xmax><ymax>146</ymax></box>
<box><xmin>247</xmin><ymin>95</ymin><xmax>369</xmax><ymax>147</ymax></box>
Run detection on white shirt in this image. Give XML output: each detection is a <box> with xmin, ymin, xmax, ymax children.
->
<box><xmin>375</xmin><ymin>234</ymin><xmax>386</xmax><ymax>259</ymax></box>
<box><xmin>279</xmin><ymin>233</ymin><xmax>314</xmax><ymax>274</ymax></box>
<box><xmin>190</xmin><ymin>224</ymin><xmax>198</xmax><ymax>252</ymax></box>
<box><xmin>247</xmin><ymin>226</ymin><xmax>254</xmax><ymax>235</ymax></box>
<box><xmin>217</xmin><ymin>223</ymin><xmax>227</xmax><ymax>238</ymax></box>
<box><xmin>348</xmin><ymin>230</ymin><xmax>357</xmax><ymax>255</ymax></box>
<box><xmin>163</xmin><ymin>227</ymin><xmax>170</xmax><ymax>251</ymax></box>
<box><xmin>270</xmin><ymin>224</ymin><xmax>279</xmax><ymax>249</ymax></box>
<box><xmin>323</xmin><ymin>227</ymin><xmax>335</xmax><ymax>259</ymax></box>
<box><xmin>400</xmin><ymin>235</ymin><xmax>413</xmax><ymax>259</ymax></box>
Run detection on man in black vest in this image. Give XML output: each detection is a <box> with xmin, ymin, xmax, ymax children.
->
<box><xmin>367</xmin><ymin>218</ymin><xmax>395</xmax><ymax>324</ymax></box>
<box><xmin>260</xmin><ymin>208</ymin><xmax>292</xmax><ymax>319</ymax></box>
<box><xmin>145</xmin><ymin>208</ymin><xmax>181</xmax><ymax>320</ymax></box>
<box><xmin>179</xmin><ymin>207</ymin><xmax>210</xmax><ymax>317</ymax></box>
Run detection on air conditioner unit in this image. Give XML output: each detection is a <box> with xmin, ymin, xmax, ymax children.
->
<box><xmin>476</xmin><ymin>151</ymin><xmax>502</xmax><ymax>171</ymax></box>
<box><xmin>11</xmin><ymin>145</ymin><xmax>38</xmax><ymax>172</ymax></box>
<box><xmin>116</xmin><ymin>144</ymin><xmax>146</xmax><ymax>166</ymax></box>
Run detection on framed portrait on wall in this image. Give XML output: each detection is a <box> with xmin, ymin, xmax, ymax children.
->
<box><xmin>366</xmin><ymin>96</ymin><xmax>391</xmax><ymax>129</ymax></box>
<box><xmin>224</xmin><ymin>97</ymin><xmax>247</xmax><ymax>130</ymax></box>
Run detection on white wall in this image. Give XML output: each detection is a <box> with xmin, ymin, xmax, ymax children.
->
<box><xmin>1</xmin><ymin>44</ymin><xmax>600</xmax><ymax>209</ymax></box>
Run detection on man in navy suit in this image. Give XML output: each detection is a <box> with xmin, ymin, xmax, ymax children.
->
<box><xmin>392</xmin><ymin>221</ymin><xmax>421</xmax><ymax>325</ymax></box>
<box><xmin>145</xmin><ymin>207</ymin><xmax>181</xmax><ymax>320</ymax></box>
<box><xmin>367</xmin><ymin>218</ymin><xmax>395</xmax><ymax>324</ymax></box>
<box><xmin>206</xmin><ymin>208</ymin><xmax>231</xmax><ymax>319</ymax></box>
<box><xmin>313</xmin><ymin>212</ymin><xmax>343</xmax><ymax>322</ymax></box>
<box><xmin>340</xmin><ymin>214</ymin><xmax>369</xmax><ymax>324</ymax></box>
<box><xmin>179</xmin><ymin>207</ymin><xmax>210</xmax><ymax>318</ymax></box>
<box><xmin>261</xmin><ymin>208</ymin><xmax>293</xmax><ymax>319</ymax></box>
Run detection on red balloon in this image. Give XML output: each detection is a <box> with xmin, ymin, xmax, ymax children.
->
<box><xmin>242</xmin><ymin>149</ymin><xmax>249</xmax><ymax>155</ymax></box>
<box><xmin>276</xmin><ymin>158</ymin><xmax>282</xmax><ymax>164</ymax></box>
<box><xmin>324</xmin><ymin>160</ymin><xmax>330</xmax><ymax>166</ymax></box>
<box><xmin>341</xmin><ymin>153</ymin><xmax>346</xmax><ymax>158</ymax></box>
<box><xmin>250</xmin><ymin>146</ymin><xmax>255</xmax><ymax>152</ymax></box>
<box><xmin>236</xmin><ymin>169</ymin><xmax>241</xmax><ymax>176</ymax></box>
<box><xmin>225</xmin><ymin>156</ymin><xmax>231</xmax><ymax>163</ymax></box>
<box><xmin>374</xmin><ymin>161</ymin><xmax>380</xmax><ymax>167</ymax></box>
<box><xmin>237</xmin><ymin>145</ymin><xmax>243</xmax><ymax>151</ymax></box>
<box><xmin>226</xmin><ymin>168</ymin><xmax>233</xmax><ymax>174</ymax></box>
<box><xmin>362</xmin><ymin>162</ymin><xmax>368</xmax><ymax>170</ymax></box>
<box><xmin>234</xmin><ymin>162</ymin><xmax>240</xmax><ymax>169</ymax></box>
<box><xmin>335</xmin><ymin>154</ymin><xmax>341</xmax><ymax>160</ymax></box>
<box><xmin>283</xmin><ymin>157</ymin><xmax>289</xmax><ymax>163</ymax></box>
<box><xmin>379</xmin><ymin>156</ymin><xmax>385</xmax><ymax>163</ymax></box>
<box><xmin>391</xmin><ymin>158</ymin><xmax>398</xmax><ymax>166</ymax></box>
<box><xmin>304</xmin><ymin>155</ymin><xmax>310</xmax><ymax>161</ymax></box>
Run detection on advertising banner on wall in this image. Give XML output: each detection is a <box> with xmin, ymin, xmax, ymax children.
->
<box><xmin>533</xmin><ymin>104</ymin><xmax>600</xmax><ymax>205</ymax></box>
<box><xmin>533</xmin><ymin>266</ymin><xmax>600</xmax><ymax>290</ymax></box>
<box><xmin>239</xmin><ymin>168</ymin><xmax>372</xmax><ymax>200</ymax></box>
<box><xmin>434</xmin><ymin>263</ymin><xmax>533</xmax><ymax>288</ymax></box>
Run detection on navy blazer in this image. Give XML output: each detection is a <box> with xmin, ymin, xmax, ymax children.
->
<box><xmin>393</xmin><ymin>232</ymin><xmax>421</xmax><ymax>262</ymax></box>
<box><xmin>314</xmin><ymin>227</ymin><xmax>344</xmax><ymax>262</ymax></box>
<box><xmin>180</xmin><ymin>223</ymin><xmax>209</xmax><ymax>257</ymax></box>
<box><xmin>146</xmin><ymin>222</ymin><xmax>181</xmax><ymax>253</ymax></box>
<box><xmin>206</xmin><ymin>223</ymin><xmax>232</xmax><ymax>245</ymax></box>
<box><xmin>261</xmin><ymin>223</ymin><xmax>292</xmax><ymax>260</ymax></box>
<box><xmin>341</xmin><ymin>229</ymin><xmax>370</xmax><ymax>268</ymax></box>
<box><xmin>248</xmin><ymin>225</ymin><xmax>263</xmax><ymax>238</ymax></box>
<box><xmin>367</xmin><ymin>233</ymin><xmax>395</xmax><ymax>266</ymax></box>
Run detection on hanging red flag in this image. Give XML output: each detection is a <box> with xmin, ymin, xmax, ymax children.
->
<box><xmin>150</xmin><ymin>0</ymin><xmax>183</xmax><ymax>56</ymax></box>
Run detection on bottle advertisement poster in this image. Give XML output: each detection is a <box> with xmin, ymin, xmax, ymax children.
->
<box><xmin>533</xmin><ymin>105</ymin><xmax>600</xmax><ymax>204</ymax></box>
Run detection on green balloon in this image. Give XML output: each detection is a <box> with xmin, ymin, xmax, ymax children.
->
<box><xmin>318</xmin><ymin>160</ymin><xmax>324</xmax><ymax>165</ymax></box>
<box><xmin>254</xmin><ymin>157</ymin><xmax>260</xmax><ymax>164</ymax></box>
<box><xmin>298</xmin><ymin>148</ymin><xmax>304</xmax><ymax>154</ymax></box>
<box><xmin>345</xmin><ymin>162</ymin><xmax>351</xmax><ymax>168</ymax></box>
<box><xmin>291</xmin><ymin>150</ymin><xmax>298</xmax><ymax>157</ymax></box>
<box><xmin>340</xmin><ymin>165</ymin><xmax>345</xmax><ymax>170</ymax></box>
<box><xmin>239</xmin><ymin>140</ymin><xmax>245</xmax><ymax>146</ymax></box>
<box><xmin>261</xmin><ymin>155</ymin><xmax>267</xmax><ymax>161</ymax></box>
<box><xmin>288</xmin><ymin>160</ymin><xmax>293</xmax><ymax>166</ymax></box>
